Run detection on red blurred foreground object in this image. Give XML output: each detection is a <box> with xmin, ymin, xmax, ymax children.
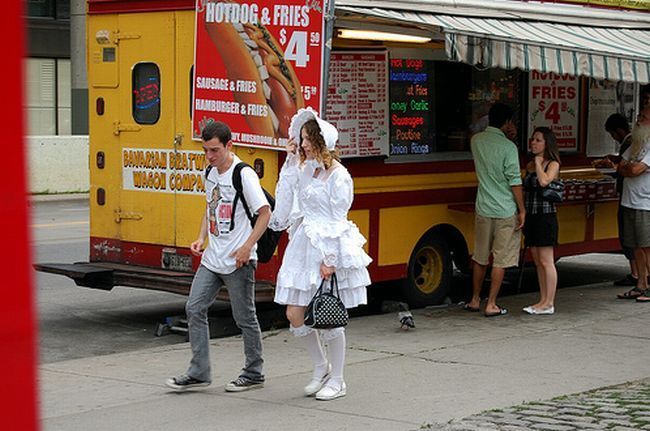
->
<box><xmin>1</xmin><ymin>2</ymin><xmax>39</xmax><ymax>430</ymax></box>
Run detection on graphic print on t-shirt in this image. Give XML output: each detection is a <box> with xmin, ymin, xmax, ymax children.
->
<box><xmin>207</xmin><ymin>181</ymin><xmax>235</xmax><ymax>237</ymax></box>
<box><xmin>208</xmin><ymin>184</ymin><xmax>221</xmax><ymax>236</ymax></box>
<box><xmin>216</xmin><ymin>197</ymin><xmax>233</xmax><ymax>235</ymax></box>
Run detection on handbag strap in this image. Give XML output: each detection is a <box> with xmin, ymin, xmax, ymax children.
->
<box><xmin>319</xmin><ymin>273</ymin><xmax>340</xmax><ymax>297</ymax></box>
<box><xmin>315</xmin><ymin>278</ymin><xmax>326</xmax><ymax>296</ymax></box>
<box><xmin>329</xmin><ymin>273</ymin><xmax>341</xmax><ymax>298</ymax></box>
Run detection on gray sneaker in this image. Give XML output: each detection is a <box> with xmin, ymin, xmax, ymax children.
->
<box><xmin>165</xmin><ymin>374</ymin><xmax>210</xmax><ymax>391</ymax></box>
<box><xmin>224</xmin><ymin>376</ymin><xmax>264</xmax><ymax>392</ymax></box>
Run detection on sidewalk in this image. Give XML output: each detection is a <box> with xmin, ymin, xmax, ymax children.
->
<box><xmin>40</xmin><ymin>281</ymin><xmax>650</xmax><ymax>431</ymax></box>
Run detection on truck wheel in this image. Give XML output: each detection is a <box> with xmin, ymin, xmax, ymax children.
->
<box><xmin>402</xmin><ymin>234</ymin><xmax>453</xmax><ymax>308</ymax></box>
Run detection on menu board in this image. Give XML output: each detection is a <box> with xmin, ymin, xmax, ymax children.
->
<box><xmin>388</xmin><ymin>58</ymin><xmax>436</xmax><ymax>156</ymax></box>
<box><xmin>528</xmin><ymin>71</ymin><xmax>580</xmax><ymax>151</ymax></box>
<box><xmin>325</xmin><ymin>51</ymin><xmax>389</xmax><ymax>157</ymax></box>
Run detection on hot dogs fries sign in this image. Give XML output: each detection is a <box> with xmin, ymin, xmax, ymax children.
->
<box><xmin>193</xmin><ymin>0</ymin><xmax>327</xmax><ymax>149</ymax></box>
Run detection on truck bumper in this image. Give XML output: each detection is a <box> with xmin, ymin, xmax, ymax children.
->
<box><xmin>34</xmin><ymin>262</ymin><xmax>275</xmax><ymax>301</ymax></box>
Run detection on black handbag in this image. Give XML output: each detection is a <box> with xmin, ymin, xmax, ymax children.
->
<box><xmin>541</xmin><ymin>179</ymin><xmax>564</xmax><ymax>203</ymax></box>
<box><xmin>304</xmin><ymin>274</ymin><xmax>349</xmax><ymax>329</ymax></box>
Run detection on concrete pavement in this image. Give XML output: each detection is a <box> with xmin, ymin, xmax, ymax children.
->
<box><xmin>40</xmin><ymin>281</ymin><xmax>650</xmax><ymax>431</ymax></box>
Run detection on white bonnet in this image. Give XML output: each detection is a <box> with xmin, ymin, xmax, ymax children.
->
<box><xmin>288</xmin><ymin>107</ymin><xmax>338</xmax><ymax>151</ymax></box>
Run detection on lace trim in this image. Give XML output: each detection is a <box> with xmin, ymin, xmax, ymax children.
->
<box><xmin>323</xmin><ymin>254</ymin><xmax>338</xmax><ymax>267</ymax></box>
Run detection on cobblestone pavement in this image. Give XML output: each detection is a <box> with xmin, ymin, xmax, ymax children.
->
<box><xmin>426</xmin><ymin>378</ymin><xmax>650</xmax><ymax>431</ymax></box>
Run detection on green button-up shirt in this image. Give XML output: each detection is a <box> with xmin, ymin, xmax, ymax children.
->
<box><xmin>471</xmin><ymin>126</ymin><xmax>522</xmax><ymax>218</ymax></box>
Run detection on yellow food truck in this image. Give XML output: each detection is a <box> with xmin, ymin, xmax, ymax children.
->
<box><xmin>37</xmin><ymin>0</ymin><xmax>650</xmax><ymax>307</ymax></box>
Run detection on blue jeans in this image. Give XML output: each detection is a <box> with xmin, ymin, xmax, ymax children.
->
<box><xmin>185</xmin><ymin>263</ymin><xmax>264</xmax><ymax>382</ymax></box>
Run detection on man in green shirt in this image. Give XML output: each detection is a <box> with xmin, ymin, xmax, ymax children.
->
<box><xmin>465</xmin><ymin>103</ymin><xmax>525</xmax><ymax>317</ymax></box>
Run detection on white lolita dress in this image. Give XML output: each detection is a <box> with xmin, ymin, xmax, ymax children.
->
<box><xmin>270</xmin><ymin>154</ymin><xmax>372</xmax><ymax>308</ymax></box>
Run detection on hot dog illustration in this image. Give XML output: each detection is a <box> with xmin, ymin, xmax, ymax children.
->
<box><xmin>204</xmin><ymin>3</ymin><xmax>305</xmax><ymax>138</ymax></box>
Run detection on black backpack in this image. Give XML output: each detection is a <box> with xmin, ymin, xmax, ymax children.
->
<box><xmin>206</xmin><ymin>162</ymin><xmax>281</xmax><ymax>263</ymax></box>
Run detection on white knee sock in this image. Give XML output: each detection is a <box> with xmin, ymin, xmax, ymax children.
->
<box><xmin>325</xmin><ymin>330</ymin><xmax>346</xmax><ymax>387</ymax></box>
<box><xmin>291</xmin><ymin>325</ymin><xmax>328</xmax><ymax>378</ymax></box>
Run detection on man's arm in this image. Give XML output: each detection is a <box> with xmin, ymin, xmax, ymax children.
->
<box><xmin>231</xmin><ymin>205</ymin><xmax>271</xmax><ymax>268</ymax></box>
<box><xmin>511</xmin><ymin>185</ymin><xmax>526</xmax><ymax>230</ymax></box>
<box><xmin>618</xmin><ymin>159</ymin><xmax>649</xmax><ymax>177</ymax></box>
<box><xmin>190</xmin><ymin>205</ymin><xmax>208</xmax><ymax>256</ymax></box>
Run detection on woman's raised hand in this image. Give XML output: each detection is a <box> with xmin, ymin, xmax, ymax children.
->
<box><xmin>286</xmin><ymin>138</ymin><xmax>299</xmax><ymax>164</ymax></box>
<box><xmin>286</xmin><ymin>138</ymin><xmax>298</xmax><ymax>155</ymax></box>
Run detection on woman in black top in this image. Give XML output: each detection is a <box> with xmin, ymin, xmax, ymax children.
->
<box><xmin>522</xmin><ymin>127</ymin><xmax>561</xmax><ymax>315</ymax></box>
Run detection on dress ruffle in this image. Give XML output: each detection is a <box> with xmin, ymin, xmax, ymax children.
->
<box><xmin>302</xmin><ymin>220</ymin><xmax>373</xmax><ymax>269</ymax></box>
<box><xmin>270</xmin><ymin>161</ymin><xmax>371</xmax><ymax>309</ymax></box>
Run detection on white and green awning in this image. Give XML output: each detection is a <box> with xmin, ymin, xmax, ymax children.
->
<box><xmin>337</xmin><ymin>6</ymin><xmax>650</xmax><ymax>83</ymax></box>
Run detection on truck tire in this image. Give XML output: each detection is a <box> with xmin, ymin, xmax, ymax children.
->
<box><xmin>402</xmin><ymin>233</ymin><xmax>453</xmax><ymax>308</ymax></box>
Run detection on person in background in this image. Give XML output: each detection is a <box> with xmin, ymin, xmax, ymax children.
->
<box><xmin>603</xmin><ymin>114</ymin><xmax>640</xmax><ymax>290</ymax></box>
<box><xmin>617</xmin><ymin>106</ymin><xmax>650</xmax><ymax>302</ymax></box>
<box><xmin>269</xmin><ymin>108</ymin><xmax>372</xmax><ymax>400</ymax></box>
<box><xmin>166</xmin><ymin>121</ymin><xmax>270</xmax><ymax>392</ymax></box>
<box><xmin>522</xmin><ymin>127</ymin><xmax>561</xmax><ymax>315</ymax></box>
<box><xmin>465</xmin><ymin>103</ymin><xmax>525</xmax><ymax>317</ymax></box>
<box><xmin>640</xmin><ymin>85</ymin><xmax>650</xmax><ymax>110</ymax></box>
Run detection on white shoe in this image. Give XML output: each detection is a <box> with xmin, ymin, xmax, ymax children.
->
<box><xmin>522</xmin><ymin>306</ymin><xmax>534</xmax><ymax>314</ymax></box>
<box><xmin>304</xmin><ymin>364</ymin><xmax>331</xmax><ymax>396</ymax></box>
<box><xmin>532</xmin><ymin>306</ymin><xmax>555</xmax><ymax>315</ymax></box>
<box><xmin>315</xmin><ymin>381</ymin><xmax>346</xmax><ymax>401</ymax></box>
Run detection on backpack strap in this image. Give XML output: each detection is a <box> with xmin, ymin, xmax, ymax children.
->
<box><xmin>230</xmin><ymin>162</ymin><xmax>255</xmax><ymax>231</ymax></box>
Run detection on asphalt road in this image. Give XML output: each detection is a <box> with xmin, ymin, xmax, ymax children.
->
<box><xmin>31</xmin><ymin>198</ymin><xmax>631</xmax><ymax>364</ymax></box>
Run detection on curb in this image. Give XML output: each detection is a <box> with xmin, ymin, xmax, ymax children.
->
<box><xmin>29</xmin><ymin>193</ymin><xmax>89</xmax><ymax>203</ymax></box>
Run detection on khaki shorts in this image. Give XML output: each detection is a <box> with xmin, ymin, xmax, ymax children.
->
<box><xmin>473</xmin><ymin>214</ymin><xmax>522</xmax><ymax>268</ymax></box>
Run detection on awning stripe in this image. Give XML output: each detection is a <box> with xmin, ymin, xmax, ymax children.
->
<box><xmin>339</xmin><ymin>7</ymin><xmax>650</xmax><ymax>83</ymax></box>
<box><xmin>572</xmin><ymin>51</ymin><xmax>578</xmax><ymax>77</ymax></box>
<box><xmin>524</xmin><ymin>43</ymin><xmax>530</xmax><ymax>70</ymax></box>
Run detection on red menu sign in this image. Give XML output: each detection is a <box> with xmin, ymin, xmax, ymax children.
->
<box><xmin>326</xmin><ymin>51</ymin><xmax>389</xmax><ymax>157</ymax></box>
<box><xmin>192</xmin><ymin>0</ymin><xmax>326</xmax><ymax>149</ymax></box>
<box><xmin>528</xmin><ymin>71</ymin><xmax>579</xmax><ymax>150</ymax></box>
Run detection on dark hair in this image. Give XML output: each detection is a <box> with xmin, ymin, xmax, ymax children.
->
<box><xmin>201</xmin><ymin>120</ymin><xmax>232</xmax><ymax>145</ymax></box>
<box><xmin>533</xmin><ymin>126</ymin><xmax>561</xmax><ymax>164</ymax></box>
<box><xmin>488</xmin><ymin>103</ymin><xmax>514</xmax><ymax>128</ymax></box>
<box><xmin>604</xmin><ymin>113</ymin><xmax>630</xmax><ymax>133</ymax></box>
<box><xmin>299</xmin><ymin>119</ymin><xmax>339</xmax><ymax>169</ymax></box>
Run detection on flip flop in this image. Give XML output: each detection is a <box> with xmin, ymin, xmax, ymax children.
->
<box><xmin>617</xmin><ymin>286</ymin><xmax>644</xmax><ymax>299</ymax></box>
<box><xmin>484</xmin><ymin>307</ymin><xmax>508</xmax><ymax>317</ymax></box>
<box><xmin>635</xmin><ymin>290</ymin><xmax>650</xmax><ymax>302</ymax></box>
<box><xmin>463</xmin><ymin>304</ymin><xmax>480</xmax><ymax>312</ymax></box>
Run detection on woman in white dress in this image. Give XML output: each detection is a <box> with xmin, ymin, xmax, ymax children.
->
<box><xmin>270</xmin><ymin>107</ymin><xmax>372</xmax><ymax>401</ymax></box>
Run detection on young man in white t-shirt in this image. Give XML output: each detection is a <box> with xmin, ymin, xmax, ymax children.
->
<box><xmin>166</xmin><ymin>121</ymin><xmax>271</xmax><ymax>392</ymax></box>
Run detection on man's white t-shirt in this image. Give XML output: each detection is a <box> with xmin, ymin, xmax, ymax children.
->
<box><xmin>202</xmin><ymin>155</ymin><xmax>269</xmax><ymax>274</ymax></box>
<box><xmin>621</xmin><ymin>142</ymin><xmax>650</xmax><ymax>211</ymax></box>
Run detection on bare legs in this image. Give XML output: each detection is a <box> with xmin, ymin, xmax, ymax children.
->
<box><xmin>529</xmin><ymin>246</ymin><xmax>557</xmax><ymax>310</ymax></box>
<box><xmin>630</xmin><ymin>258</ymin><xmax>639</xmax><ymax>280</ymax></box>
<box><xmin>468</xmin><ymin>260</ymin><xmax>506</xmax><ymax>314</ymax></box>
<box><xmin>634</xmin><ymin>248</ymin><xmax>650</xmax><ymax>294</ymax></box>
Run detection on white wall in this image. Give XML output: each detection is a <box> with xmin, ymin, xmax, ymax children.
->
<box><xmin>27</xmin><ymin>136</ymin><xmax>89</xmax><ymax>194</ymax></box>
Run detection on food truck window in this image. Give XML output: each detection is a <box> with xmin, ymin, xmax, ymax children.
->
<box><xmin>132</xmin><ymin>63</ymin><xmax>160</xmax><ymax>125</ymax></box>
<box><xmin>388</xmin><ymin>59</ymin><xmax>523</xmax><ymax>161</ymax></box>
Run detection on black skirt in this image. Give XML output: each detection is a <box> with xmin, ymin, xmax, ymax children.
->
<box><xmin>524</xmin><ymin>212</ymin><xmax>558</xmax><ymax>247</ymax></box>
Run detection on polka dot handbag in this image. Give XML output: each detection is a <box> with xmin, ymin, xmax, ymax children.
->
<box><xmin>304</xmin><ymin>273</ymin><xmax>349</xmax><ymax>329</ymax></box>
